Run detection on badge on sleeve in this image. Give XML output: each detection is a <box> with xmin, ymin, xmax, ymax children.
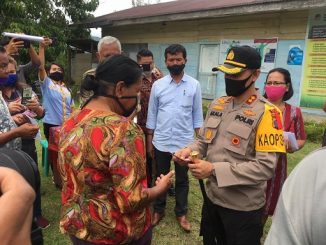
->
<box><xmin>205</xmin><ymin>129</ymin><xmax>213</xmax><ymax>140</ymax></box>
<box><xmin>212</xmin><ymin>105</ymin><xmax>224</xmax><ymax>111</ymax></box>
<box><xmin>255</xmin><ymin>104</ymin><xmax>285</xmax><ymax>153</ymax></box>
<box><xmin>245</xmin><ymin>95</ymin><xmax>257</xmax><ymax>105</ymax></box>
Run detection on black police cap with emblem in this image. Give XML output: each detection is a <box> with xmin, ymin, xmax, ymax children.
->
<box><xmin>212</xmin><ymin>46</ymin><xmax>261</xmax><ymax>74</ymax></box>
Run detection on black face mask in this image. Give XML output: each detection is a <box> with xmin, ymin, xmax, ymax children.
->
<box><xmin>49</xmin><ymin>71</ymin><xmax>64</xmax><ymax>82</ymax></box>
<box><xmin>167</xmin><ymin>64</ymin><xmax>185</xmax><ymax>76</ymax></box>
<box><xmin>103</xmin><ymin>94</ymin><xmax>140</xmax><ymax>117</ymax></box>
<box><xmin>225</xmin><ymin>73</ymin><xmax>254</xmax><ymax>97</ymax></box>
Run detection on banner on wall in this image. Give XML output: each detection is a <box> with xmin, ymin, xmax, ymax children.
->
<box><xmin>219</xmin><ymin>38</ymin><xmax>278</xmax><ymax>73</ymax></box>
<box><xmin>300</xmin><ymin>9</ymin><xmax>326</xmax><ymax>109</ymax></box>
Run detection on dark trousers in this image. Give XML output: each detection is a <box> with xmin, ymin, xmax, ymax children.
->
<box><xmin>43</xmin><ymin>123</ymin><xmax>59</xmax><ymax>141</ymax></box>
<box><xmin>153</xmin><ymin>147</ymin><xmax>189</xmax><ymax>217</ymax></box>
<box><xmin>201</xmin><ymin>199</ymin><xmax>263</xmax><ymax>245</ymax></box>
<box><xmin>22</xmin><ymin>138</ymin><xmax>42</xmax><ymax>218</ymax></box>
<box><xmin>146</xmin><ymin>153</ymin><xmax>153</xmax><ymax>187</ymax></box>
<box><xmin>322</xmin><ymin>129</ymin><xmax>326</xmax><ymax>147</ymax></box>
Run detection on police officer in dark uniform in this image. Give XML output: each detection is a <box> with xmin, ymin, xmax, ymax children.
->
<box><xmin>174</xmin><ymin>46</ymin><xmax>285</xmax><ymax>245</ymax></box>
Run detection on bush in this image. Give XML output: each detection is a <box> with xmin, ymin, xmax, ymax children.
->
<box><xmin>202</xmin><ymin>103</ymin><xmax>209</xmax><ymax>118</ymax></box>
<box><xmin>304</xmin><ymin>120</ymin><xmax>326</xmax><ymax>143</ymax></box>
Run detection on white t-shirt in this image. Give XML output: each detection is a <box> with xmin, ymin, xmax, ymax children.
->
<box><xmin>265</xmin><ymin>147</ymin><xmax>326</xmax><ymax>245</ymax></box>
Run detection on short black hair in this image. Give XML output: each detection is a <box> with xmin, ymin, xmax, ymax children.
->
<box><xmin>46</xmin><ymin>63</ymin><xmax>65</xmax><ymax>76</ymax></box>
<box><xmin>164</xmin><ymin>44</ymin><xmax>187</xmax><ymax>60</ymax></box>
<box><xmin>264</xmin><ymin>68</ymin><xmax>294</xmax><ymax>101</ymax></box>
<box><xmin>137</xmin><ymin>49</ymin><xmax>153</xmax><ymax>61</ymax></box>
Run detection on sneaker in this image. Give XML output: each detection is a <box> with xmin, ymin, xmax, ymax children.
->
<box><xmin>36</xmin><ymin>216</ymin><xmax>50</xmax><ymax>229</ymax></box>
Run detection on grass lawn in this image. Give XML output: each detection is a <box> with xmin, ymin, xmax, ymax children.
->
<box><xmin>37</xmin><ymin>140</ymin><xmax>321</xmax><ymax>245</ymax></box>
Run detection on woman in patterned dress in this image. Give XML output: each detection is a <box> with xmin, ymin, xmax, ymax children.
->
<box><xmin>58</xmin><ymin>55</ymin><xmax>174</xmax><ymax>245</ymax></box>
<box><xmin>262</xmin><ymin>68</ymin><xmax>306</xmax><ymax>224</ymax></box>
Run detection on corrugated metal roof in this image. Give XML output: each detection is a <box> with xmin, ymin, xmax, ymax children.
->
<box><xmin>98</xmin><ymin>0</ymin><xmax>266</xmax><ymax>20</ymax></box>
<box><xmin>83</xmin><ymin>0</ymin><xmax>280</xmax><ymax>26</ymax></box>
<box><xmin>78</xmin><ymin>0</ymin><xmax>324</xmax><ymax>27</ymax></box>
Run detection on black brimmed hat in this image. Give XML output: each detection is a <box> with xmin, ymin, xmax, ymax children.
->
<box><xmin>212</xmin><ymin>46</ymin><xmax>261</xmax><ymax>74</ymax></box>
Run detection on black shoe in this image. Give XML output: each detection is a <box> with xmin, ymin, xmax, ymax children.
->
<box><xmin>168</xmin><ymin>186</ymin><xmax>175</xmax><ymax>197</ymax></box>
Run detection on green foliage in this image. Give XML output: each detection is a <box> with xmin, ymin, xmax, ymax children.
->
<box><xmin>132</xmin><ymin>0</ymin><xmax>161</xmax><ymax>7</ymax></box>
<box><xmin>304</xmin><ymin>120</ymin><xmax>326</xmax><ymax>143</ymax></box>
<box><xmin>201</xmin><ymin>99</ymin><xmax>211</xmax><ymax>118</ymax></box>
<box><xmin>0</xmin><ymin>0</ymin><xmax>99</xmax><ymax>65</ymax></box>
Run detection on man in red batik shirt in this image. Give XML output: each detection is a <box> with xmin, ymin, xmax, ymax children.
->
<box><xmin>136</xmin><ymin>49</ymin><xmax>162</xmax><ymax>187</ymax></box>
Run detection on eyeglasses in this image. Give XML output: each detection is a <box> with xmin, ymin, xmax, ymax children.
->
<box><xmin>265</xmin><ymin>81</ymin><xmax>286</xmax><ymax>86</ymax></box>
<box><xmin>0</xmin><ymin>63</ymin><xmax>9</xmax><ymax>71</ymax></box>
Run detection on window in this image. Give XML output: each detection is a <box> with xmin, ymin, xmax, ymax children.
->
<box><xmin>198</xmin><ymin>44</ymin><xmax>219</xmax><ymax>99</ymax></box>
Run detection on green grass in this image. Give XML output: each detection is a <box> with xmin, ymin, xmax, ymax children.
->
<box><xmin>37</xmin><ymin>138</ymin><xmax>321</xmax><ymax>244</ymax></box>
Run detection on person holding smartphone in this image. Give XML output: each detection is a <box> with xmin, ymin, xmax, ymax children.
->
<box><xmin>136</xmin><ymin>48</ymin><xmax>163</xmax><ymax>187</ymax></box>
<box><xmin>174</xmin><ymin>46</ymin><xmax>285</xmax><ymax>245</ymax></box>
<box><xmin>0</xmin><ymin>56</ymin><xmax>49</xmax><ymax>229</ymax></box>
<box><xmin>38</xmin><ymin>37</ymin><xmax>74</xmax><ymax>140</ymax></box>
<box><xmin>0</xmin><ymin>46</ymin><xmax>39</xmax><ymax>150</ymax></box>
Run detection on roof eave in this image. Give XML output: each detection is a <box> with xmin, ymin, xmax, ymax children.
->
<box><xmin>74</xmin><ymin>0</ymin><xmax>325</xmax><ymax>28</ymax></box>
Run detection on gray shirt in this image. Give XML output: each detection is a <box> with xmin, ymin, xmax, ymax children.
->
<box><xmin>17</xmin><ymin>61</ymin><xmax>39</xmax><ymax>84</ymax></box>
<box><xmin>265</xmin><ymin>147</ymin><xmax>326</xmax><ymax>245</ymax></box>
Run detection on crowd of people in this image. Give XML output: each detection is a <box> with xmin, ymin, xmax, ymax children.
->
<box><xmin>0</xmin><ymin>33</ymin><xmax>324</xmax><ymax>245</ymax></box>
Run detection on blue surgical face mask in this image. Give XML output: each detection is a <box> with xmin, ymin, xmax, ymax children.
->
<box><xmin>0</xmin><ymin>74</ymin><xmax>17</xmax><ymax>87</ymax></box>
<box><xmin>0</xmin><ymin>77</ymin><xmax>8</xmax><ymax>86</ymax></box>
<box><xmin>6</xmin><ymin>74</ymin><xmax>18</xmax><ymax>87</ymax></box>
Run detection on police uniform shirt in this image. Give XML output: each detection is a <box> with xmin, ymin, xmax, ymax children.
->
<box><xmin>187</xmin><ymin>93</ymin><xmax>285</xmax><ymax>211</ymax></box>
<box><xmin>79</xmin><ymin>68</ymin><xmax>95</xmax><ymax>108</ymax></box>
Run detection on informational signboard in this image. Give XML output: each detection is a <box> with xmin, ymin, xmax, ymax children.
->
<box><xmin>219</xmin><ymin>38</ymin><xmax>278</xmax><ymax>73</ymax></box>
<box><xmin>300</xmin><ymin>9</ymin><xmax>326</xmax><ymax>108</ymax></box>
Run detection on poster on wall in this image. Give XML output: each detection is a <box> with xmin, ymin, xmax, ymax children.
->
<box><xmin>287</xmin><ymin>45</ymin><xmax>304</xmax><ymax>65</ymax></box>
<box><xmin>219</xmin><ymin>38</ymin><xmax>278</xmax><ymax>73</ymax></box>
<box><xmin>300</xmin><ymin>9</ymin><xmax>326</xmax><ymax>109</ymax></box>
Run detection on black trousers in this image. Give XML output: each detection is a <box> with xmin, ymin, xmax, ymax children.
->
<box><xmin>22</xmin><ymin>138</ymin><xmax>42</xmax><ymax>218</ymax></box>
<box><xmin>153</xmin><ymin>147</ymin><xmax>189</xmax><ymax>217</ymax></box>
<box><xmin>146</xmin><ymin>153</ymin><xmax>154</xmax><ymax>187</ymax></box>
<box><xmin>201</xmin><ymin>199</ymin><xmax>263</xmax><ymax>245</ymax></box>
<box><xmin>43</xmin><ymin>123</ymin><xmax>59</xmax><ymax>141</ymax></box>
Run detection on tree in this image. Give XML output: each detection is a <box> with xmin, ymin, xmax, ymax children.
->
<box><xmin>0</xmin><ymin>0</ymin><xmax>99</xmax><ymax>64</ymax></box>
<box><xmin>131</xmin><ymin>0</ymin><xmax>161</xmax><ymax>7</ymax></box>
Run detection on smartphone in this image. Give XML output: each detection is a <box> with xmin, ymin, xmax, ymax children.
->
<box><xmin>172</xmin><ymin>153</ymin><xmax>192</xmax><ymax>164</ymax></box>
<box><xmin>14</xmin><ymin>38</ymin><xmax>30</xmax><ymax>48</ymax></box>
<box><xmin>141</xmin><ymin>64</ymin><xmax>151</xmax><ymax>72</ymax></box>
<box><xmin>21</xmin><ymin>87</ymin><xmax>33</xmax><ymax>105</ymax></box>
